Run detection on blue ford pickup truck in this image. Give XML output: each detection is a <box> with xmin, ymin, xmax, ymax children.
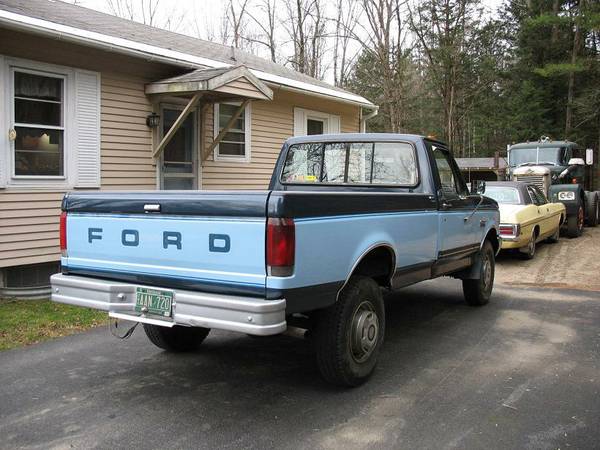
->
<box><xmin>51</xmin><ymin>134</ymin><xmax>500</xmax><ymax>386</ymax></box>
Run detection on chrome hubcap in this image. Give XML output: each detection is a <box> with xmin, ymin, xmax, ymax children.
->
<box><xmin>350</xmin><ymin>301</ymin><xmax>379</xmax><ymax>363</ymax></box>
<box><xmin>482</xmin><ymin>256</ymin><xmax>492</xmax><ymax>289</ymax></box>
<box><xmin>529</xmin><ymin>233</ymin><xmax>536</xmax><ymax>255</ymax></box>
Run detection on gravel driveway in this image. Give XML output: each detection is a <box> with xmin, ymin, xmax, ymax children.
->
<box><xmin>495</xmin><ymin>226</ymin><xmax>600</xmax><ymax>290</ymax></box>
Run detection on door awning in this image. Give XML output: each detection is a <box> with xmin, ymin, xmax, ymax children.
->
<box><xmin>145</xmin><ymin>65</ymin><xmax>273</xmax><ymax>101</ymax></box>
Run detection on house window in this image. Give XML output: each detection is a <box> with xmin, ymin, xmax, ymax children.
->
<box><xmin>214</xmin><ymin>102</ymin><xmax>251</xmax><ymax>161</ymax></box>
<box><xmin>0</xmin><ymin>57</ymin><xmax>101</xmax><ymax>189</ymax></box>
<box><xmin>293</xmin><ymin>107</ymin><xmax>340</xmax><ymax>136</ymax></box>
<box><xmin>307</xmin><ymin>118</ymin><xmax>324</xmax><ymax>135</ymax></box>
<box><xmin>13</xmin><ymin>70</ymin><xmax>64</xmax><ymax>177</ymax></box>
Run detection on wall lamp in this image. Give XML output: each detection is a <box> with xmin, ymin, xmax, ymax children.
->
<box><xmin>146</xmin><ymin>112</ymin><xmax>160</xmax><ymax>128</ymax></box>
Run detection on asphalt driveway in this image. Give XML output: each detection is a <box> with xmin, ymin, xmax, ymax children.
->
<box><xmin>1</xmin><ymin>278</ymin><xmax>599</xmax><ymax>449</ymax></box>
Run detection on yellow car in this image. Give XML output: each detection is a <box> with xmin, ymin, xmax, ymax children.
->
<box><xmin>484</xmin><ymin>181</ymin><xmax>565</xmax><ymax>259</ymax></box>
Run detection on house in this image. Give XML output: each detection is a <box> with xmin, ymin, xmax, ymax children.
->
<box><xmin>455</xmin><ymin>156</ymin><xmax>507</xmax><ymax>183</ymax></box>
<box><xmin>0</xmin><ymin>0</ymin><xmax>377</xmax><ymax>297</ymax></box>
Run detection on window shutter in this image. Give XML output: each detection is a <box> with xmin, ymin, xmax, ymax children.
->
<box><xmin>328</xmin><ymin>114</ymin><xmax>341</xmax><ymax>134</ymax></box>
<box><xmin>0</xmin><ymin>56</ymin><xmax>6</xmax><ymax>188</ymax></box>
<box><xmin>74</xmin><ymin>70</ymin><xmax>101</xmax><ymax>188</ymax></box>
<box><xmin>293</xmin><ymin>107</ymin><xmax>306</xmax><ymax>136</ymax></box>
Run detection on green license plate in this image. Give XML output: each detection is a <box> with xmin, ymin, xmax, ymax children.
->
<box><xmin>135</xmin><ymin>287</ymin><xmax>173</xmax><ymax>317</ymax></box>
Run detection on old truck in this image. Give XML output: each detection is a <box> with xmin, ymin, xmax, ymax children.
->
<box><xmin>51</xmin><ymin>134</ymin><xmax>500</xmax><ymax>386</ymax></box>
<box><xmin>508</xmin><ymin>139</ymin><xmax>599</xmax><ymax>237</ymax></box>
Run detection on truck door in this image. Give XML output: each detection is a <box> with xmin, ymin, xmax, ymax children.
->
<box><xmin>429</xmin><ymin>144</ymin><xmax>481</xmax><ymax>257</ymax></box>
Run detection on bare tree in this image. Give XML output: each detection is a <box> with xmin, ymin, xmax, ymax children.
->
<box><xmin>225</xmin><ymin>0</ymin><xmax>250</xmax><ymax>49</ymax></box>
<box><xmin>346</xmin><ymin>0</ymin><xmax>410</xmax><ymax>132</ymax></box>
<box><xmin>284</xmin><ymin>0</ymin><xmax>327</xmax><ymax>79</ymax></box>
<box><xmin>333</xmin><ymin>0</ymin><xmax>359</xmax><ymax>87</ymax></box>
<box><xmin>106</xmin><ymin>0</ymin><xmax>184</xmax><ymax>31</ymax></box>
<box><xmin>245</xmin><ymin>0</ymin><xmax>279</xmax><ymax>62</ymax></box>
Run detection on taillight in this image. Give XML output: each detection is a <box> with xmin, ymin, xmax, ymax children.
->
<box><xmin>60</xmin><ymin>211</ymin><xmax>67</xmax><ymax>257</ymax></box>
<box><xmin>266</xmin><ymin>218</ymin><xmax>295</xmax><ymax>277</ymax></box>
<box><xmin>499</xmin><ymin>224</ymin><xmax>519</xmax><ymax>237</ymax></box>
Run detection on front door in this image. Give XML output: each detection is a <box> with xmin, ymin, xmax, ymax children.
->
<box><xmin>160</xmin><ymin>107</ymin><xmax>197</xmax><ymax>190</ymax></box>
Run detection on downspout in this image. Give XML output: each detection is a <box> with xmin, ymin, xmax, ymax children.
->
<box><xmin>360</xmin><ymin>106</ymin><xmax>379</xmax><ymax>133</ymax></box>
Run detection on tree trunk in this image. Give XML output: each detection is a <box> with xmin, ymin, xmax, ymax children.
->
<box><xmin>565</xmin><ymin>3</ymin><xmax>582</xmax><ymax>137</ymax></box>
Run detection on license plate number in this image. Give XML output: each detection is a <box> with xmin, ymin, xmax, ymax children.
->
<box><xmin>135</xmin><ymin>287</ymin><xmax>173</xmax><ymax>317</ymax></box>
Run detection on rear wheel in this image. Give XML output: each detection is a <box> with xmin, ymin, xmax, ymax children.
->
<box><xmin>566</xmin><ymin>205</ymin><xmax>584</xmax><ymax>238</ymax></box>
<box><xmin>463</xmin><ymin>241</ymin><xmax>494</xmax><ymax>306</ymax></box>
<box><xmin>585</xmin><ymin>192</ymin><xmax>599</xmax><ymax>227</ymax></box>
<box><xmin>313</xmin><ymin>276</ymin><xmax>385</xmax><ymax>387</ymax></box>
<box><xmin>143</xmin><ymin>324</ymin><xmax>210</xmax><ymax>352</ymax></box>
<box><xmin>520</xmin><ymin>229</ymin><xmax>537</xmax><ymax>259</ymax></box>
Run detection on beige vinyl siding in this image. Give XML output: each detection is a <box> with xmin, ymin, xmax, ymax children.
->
<box><xmin>0</xmin><ymin>191</ymin><xmax>62</xmax><ymax>268</ymax></box>
<box><xmin>100</xmin><ymin>72</ymin><xmax>156</xmax><ymax>190</ymax></box>
<box><xmin>201</xmin><ymin>88</ymin><xmax>361</xmax><ymax>190</ymax></box>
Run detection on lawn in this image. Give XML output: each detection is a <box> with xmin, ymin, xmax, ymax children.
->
<box><xmin>0</xmin><ymin>298</ymin><xmax>106</xmax><ymax>351</ymax></box>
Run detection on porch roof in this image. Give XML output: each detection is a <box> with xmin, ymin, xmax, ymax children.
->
<box><xmin>145</xmin><ymin>65</ymin><xmax>273</xmax><ymax>102</ymax></box>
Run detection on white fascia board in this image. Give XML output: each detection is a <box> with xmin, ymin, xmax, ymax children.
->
<box><xmin>0</xmin><ymin>9</ymin><xmax>375</xmax><ymax>108</ymax></box>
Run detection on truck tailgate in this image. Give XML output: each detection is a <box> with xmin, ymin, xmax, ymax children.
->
<box><xmin>61</xmin><ymin>191</ymin><xmax>269</xmax><ymax>296</ymax></box>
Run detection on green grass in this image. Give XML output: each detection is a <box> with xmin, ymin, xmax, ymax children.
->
<box><xmin>0</xmin><ymin>298</ymin><xmax>106</xmax><ymax>351</ymax></box>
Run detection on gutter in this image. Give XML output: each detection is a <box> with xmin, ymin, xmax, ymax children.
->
<box><xmin>0</xmin><ymin>9</ymin><xmax>375</xmax><ymax>108</ymax></box>
<box><xmin>360</xmin><ymin>106</ymin><xmax>379</xmax><ymax>132</ymax></box>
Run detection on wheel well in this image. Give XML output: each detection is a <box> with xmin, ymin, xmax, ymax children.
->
<box><xmin>486</xmin><ymin>229</ymin><xmax>500</xmax><ymax>254</ymax></box>
<box><xmin>350</xmin><ymin>246</ymin><xmax>395</xmax><ymax>287</ymax></box>
<box><xmin>533</xmin><ymin>225</ymin><xmax>540</xmax><ymax>237</ymax></box>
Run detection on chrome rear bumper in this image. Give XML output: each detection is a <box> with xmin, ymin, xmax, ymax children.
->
<box><xmin>50</xmin><ymin>273</ymin><xmax>287</xmax><ymax>336</ymax></box>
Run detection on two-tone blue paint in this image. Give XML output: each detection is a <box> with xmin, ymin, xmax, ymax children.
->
<box><xmin>59</xmin><ymin>133</ymin><xmax>500</xmax><ymax>316</ymax></box>
<box><xmin>63</xmin><ymin>213</ymin><xmax>266</xmax><ymax>290</ymax></box>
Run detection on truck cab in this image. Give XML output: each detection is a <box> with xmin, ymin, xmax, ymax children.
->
<box><xmin>508</xmin><ymin>139</ymin><xmax>599</xmax><ymax>237</ymax></box>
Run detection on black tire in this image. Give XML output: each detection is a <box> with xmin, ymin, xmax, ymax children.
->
<box><xmin>143</xmin><ymin>324</ymin><xmax>210</xmax><ymax>352</ymax></box>
<box><xmin>566</xmin><ymin>205</ymin><xmax>584</xmax><ymax>238</ymax></box>
<box><xmin>519</xmin><ymin>228</ymin><xmax>537</xmax><ymax>260</ymax></box>
<box><xmin>313</xmin><ymin>276</ymin><xmax>385</xmax><ymax>387</ymax></box>
<box><xmin>462</xmin><ymin>241</ymin><xmax>495</xmax><ymax>306</ymax></box>
<box><xmin>585</xmin><ymin>192</ymin><xmax>599</xmax><ymax>227</ymax></box>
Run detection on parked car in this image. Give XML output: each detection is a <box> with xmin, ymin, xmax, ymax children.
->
<box><xmin>484</xmin><ymin>181</ymin><xmax>565</xmax><ymax>259</ymax></box>
<box><xmin>51</xmin><ymin>134</ymin><xmax>500</xmax><ymax>386</ymax></box>
<box><xmin>507</xmin><ymin>138</ymin><xmax>599</xmax><ymax>238</ymax></box>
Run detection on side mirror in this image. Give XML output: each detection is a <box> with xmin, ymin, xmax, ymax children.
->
<box><xmin>470</xmin><ymin>180</ymin><xmax>486</xmax><ymax>195</ymax></box>
<box><xmin>568</xmin><ymin>158</ymin><xmax>585</xmax><ymax>166</ymax></box>
<box><xmin>585</xmin><ymin>149</ymin><xmax>594</xmax><ymax>165</ymax></box>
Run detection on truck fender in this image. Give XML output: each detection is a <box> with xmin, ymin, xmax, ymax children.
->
<box><xmin>459</xmin><ymin>228</ymin><xmax>499</xmax><ymax>280</ymax></box>
<box><xmin>549</xmin><ymin>184</ymin><xmax>585</xmax><ymax>218</ymax></box>
<box><xmin>335</xmin><ymin>241</ymin><xmax>396</xmax><ymax>301</ymax></box>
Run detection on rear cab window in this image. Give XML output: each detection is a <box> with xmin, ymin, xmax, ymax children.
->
<box><xmin>281</xmin><ymin>141</ymin><xmax>418</xmax><ymax>186</ymax></box>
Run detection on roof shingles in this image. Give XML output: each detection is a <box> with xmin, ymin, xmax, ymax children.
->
<box><xmin>0</xmin><ymin>0</ymin><xmax>368</xmax><ymax>103</ymax></box>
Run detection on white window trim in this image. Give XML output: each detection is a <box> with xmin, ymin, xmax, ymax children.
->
<box><xmin>2</xmin><ymin>57</ymin><xmax>76</xmax><ymax>190</ymax></box>
<box><xmin>293</xmin><ymin>107</ymin><xmax>340</xmax><ymax>136</ymax></box>
<box><xmin>213</xmin><ymin>101</ymin><xmax>251</xmax><ymax>163</ymax></box>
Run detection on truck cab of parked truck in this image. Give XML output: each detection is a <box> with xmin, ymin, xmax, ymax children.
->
<box><xmin>508</xmin><ymin>139</ymin><xmax>599</xmax><ymax>237</ymax></box>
